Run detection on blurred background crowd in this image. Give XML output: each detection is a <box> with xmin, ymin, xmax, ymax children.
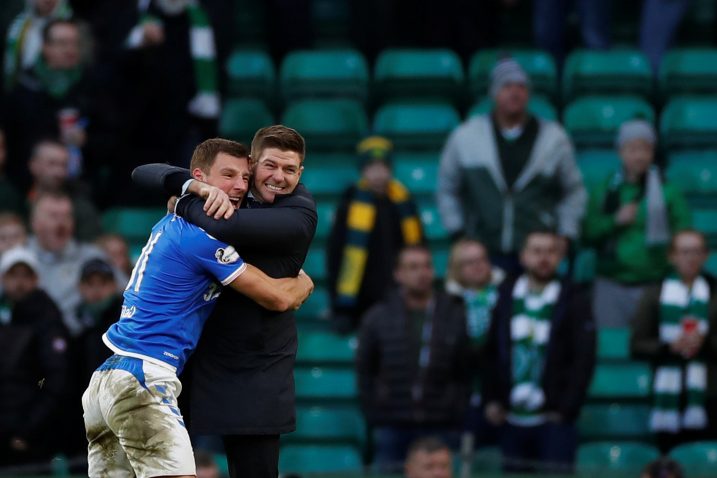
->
<box><xmin>1</xmin><ymin>0</ymin><xmax>717</xmax><ymax>476</ymax></box>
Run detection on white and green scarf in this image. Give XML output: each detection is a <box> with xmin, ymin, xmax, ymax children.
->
<box><xmin>651</xmin><ymin>275</ymin><xmax>710</xmax><ymax>433</ymax></box>
<box><xmin>509</xmin><ymin>276</ymin><xmax>561</xmax><ymax>424</ymax></box>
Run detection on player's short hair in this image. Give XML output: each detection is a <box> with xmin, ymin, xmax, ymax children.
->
<box><xmin>190</xmin><ymin>138</ymin><xmax>249</xmax><ymax>174</ymax></box>
<box><xmin>670</xmin><ymin>228</ymin><xmax>708</xmax><ymax>253</ymax></box>
<box><xmin>251</xmin><ymin>125</ymin><xmax>306</xmax><ymax>164</ymax></box>
<box><xmin>406</xmin><ymin>436</ymin><xmax>451</xmax><ymax>461</ymax></box>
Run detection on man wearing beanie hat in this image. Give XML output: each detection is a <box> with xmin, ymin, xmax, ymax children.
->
<box><xmin>438</xmin><ymin>58</ymin><xmax>586</xmax><ymax>273</ymax></box>
<box><xmin>327</xmin><ymin>135</ymin><xmax>424</xmax><ymax>332</ymax></box>
<box><xmin>584</xmin><ymin>119</ymin><xmax>691</xmax><ymax>328</ymax></box>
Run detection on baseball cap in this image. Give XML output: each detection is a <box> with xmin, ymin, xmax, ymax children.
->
<box><xmin>80</xmin><ymin>258</ymin><xmax>115</xmax><ymax>282</ymax></box>
<box><xmin>0</xmin><ymin>247</ymin><xmax>39</xmax><ymax>276</ymax></box>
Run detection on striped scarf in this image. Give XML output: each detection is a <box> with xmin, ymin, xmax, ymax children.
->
<box><xmin>651</xmin><ymin>275</ymin><xmax>709</xmax><ymax>433</ymax></box>
<box><xmin>509</xmin><ymin>276</ymin><xmax>560</xmax><ymax>424</ymax></box>
<box><xmin>335</xmin><ymin>179</ymin><xmax>422</xmax><ymax>308</ymax></box>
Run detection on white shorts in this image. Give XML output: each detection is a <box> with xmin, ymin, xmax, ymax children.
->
<box><xmin>82</xmin><ymin>354</ymin><xmax>196</xmax><ymax>478</ymax></box>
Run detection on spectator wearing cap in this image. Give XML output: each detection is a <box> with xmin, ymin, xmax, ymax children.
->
<box><xmin>583</xmin><ymin>119</ymin><xmax>691</xmax><ymax>328</ymax></box>
<box><xmin>327</xmin><ymin>136</ymin><xmax>424</xmax><ymax>333</ymax></box>
<box><xmin>0</xmin><ymin>246</ymin><xmax>69</xmax><ymax>464</ymax></box>
<box><xmin>438</xmin><ymin>59</ymin><xmax>586</xmax><ymax>275</ymax></box>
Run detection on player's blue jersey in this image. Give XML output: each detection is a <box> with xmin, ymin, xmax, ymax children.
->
<box><xmin>103</xmin><ymin>213</ymin><xmax>246</xmax><ymax>374</ymax></box>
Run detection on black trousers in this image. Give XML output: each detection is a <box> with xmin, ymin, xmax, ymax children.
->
<box><xmin>222</xmin><ymin>434</ymin><xmax>280</xmax><ymax>478</ymax></box>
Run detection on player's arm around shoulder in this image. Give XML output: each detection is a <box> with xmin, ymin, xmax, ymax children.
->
<box><xmin>227</xmin><ymin>266</ymin><xmax>314</xmax><ymax>312</ymax></box>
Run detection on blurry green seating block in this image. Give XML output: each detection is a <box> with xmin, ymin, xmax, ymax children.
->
<box><xmin>472</xmin><ymin>447</ymin><xmax>503</xmax><ymax>472</ymax></box>
<box><xmin>374</xmin><ymin>48</ymin><xmax>464</xmax><ymax>101</ymax></box>
<box><xmin>563</xmin><ymin>49</ymin><xmax>653</xmax><ymax>100</ymax></box>
<box><xmin>314</xmin><ymin>201</ymin><xmax>337</xmax><ymax>241</ymax></box>
<box><xmin>706</xmin><ymin>252</ymin><xmax>717</xmax><ymax>277</ymax></box>
<box><xmin>564</xmin><ymin>96</ymin><xmax>655</xmax><ymax>148</ymax></box>
<box><xmin>419</xmin><ymin>205</ymin><xmax>449</xmax><ymax>243</ymax></box>
<box><xmin>661</xmin><ymin>96</ymin><xmax>717</xmax><ymax>149</ymax></box>
<box><xmin>670</xmin><ymin>441</ymin><xmax>717</xmax><ymax>477</ymax></box>
<box><xmin>578</xmin><ymin>404</ymin><xmax>651</xmax><ymax>440</ymax></box>
<box><xmin>296</xmin><ymin>330</ymin><xmax>357</xmax><ymax>365</ymax></box>
<box><xmin>280</xmin><ymin>49</ymin><xmax>368</xmax><ymax>101</ymax></box>
<box><xmin>588</xmin><ymin>362</ymin><xmax>652</xmax><ymax>399</ymax></box>
<box><xmin>667</xmin><ymin>151</ymin><xmax>717</xmax><ymax>207</ymax></box>
<box><xmin>431</xmin><ymin>246</ymin><xmax>449</xmax><ymax>279</ymax></box>
<box><xmin>294</xmin><ymin>366</ymin><xmax>357</xmax><ymax>401</ymax></box>
<box><xmin>213</xmin><ymin>454</ymin><xmax>229</xmax><ymax>477</ymax></box>
<box><xmin>279</xmin><ymin>444</ymin><xmax>362</xmax><ymax>474</ymax></box>
<box><xmin>308</xmin><ymin>152</ymin><xmax>356</xmax><ymax>169</ymax></box>
<box><xmin>373</xmin><ymin>101</ymin><xmax>461</xmax><ymax>150</ymax></box>
<box><xmin>288</xmin><ymin>405</ymin><xmax>365</xmax><ymax>445</ymax></box>
<box><xmin>226</xmin><ymin>49</ymin><xmax>275</xmax><ymax>100</ymax></box>
<box><xmin>469</xmin><ymin>49</ymin><xmax>558</xmax><ymax>99</ymax></box>
<box><xmin>295</xmin><ymin>286</ymin><xmax>330</xmax><ymax>322</ymax></box>
<box><xmin>577</xmin><ymin>442</ymin><xmax>660</xmax><ymax>473</ymax></box>
<box><xmin>102</xmin><ymin>208</ymin><xmax>167</xmax><ymax>243</ymax></box>
<box><xmin>598</xmin><ymin>327</ymin><xmax>630</xmax><ymax>361</ymax></box>
<box><xmin>302</xmin><ymin>249</ymin><xmax>327</xmax><ymax>283</ymax></box>
<box><xmin>692</xmin><ymin>210</ymin><xmax>717</xmax><ymax>247</ymax></box>
<box><xmin>219</xmin><ymin>99</ymin><xmax>274</xmax><ymax>144</ymax></box>
<box><xmin>469</xmin><ymin>95</ymin><xmax>558</xmax><ymax>121</ymax></box>
<box><xmin>659</xmin><ymin>49</ymin><xmax>717</xmax><ymax>97</ymax></box>
<box><xmin>394</xmin><ymin>159</ymin><xmax>438</xmax><ymax>197</ymax></box>
<box><xmin>301</xmin><ymin>164</ymin><xmax>357</xmax><ymax>197</ymax></box>
<box><xmin>572</xmin><ymin>248</ymin><xmax>597</xmax><ymax>284</ymax></box>
<box><xmin>282</xmin><ymin>99</ymin><xmax>368</xmax><ymax>150</ymax></box>
<box><xmin>577</xmin><ymin>149</ymin><xmax>621</xmax><ymax>191</ymax></box>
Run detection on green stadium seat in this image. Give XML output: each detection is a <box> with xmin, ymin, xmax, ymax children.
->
<box><xmin>577</xmin><ymin>149</ymin><xmax>621</xmax><ymax>191</ymax></box>
<box><xmin>661</xmin><ymin>96</ymin><xmax>717</xmax><ymax>150</ymax></box>
<box><xmin>468</xmin><ymin>94</ymin><xmax>558</xmax><ymax>121</ymax></box>
<box><xmin>588</xmin><ymin>362</ymin><xmax>652</xmax><ymax>399</ymax></box>
<box><xmin>394</xmin><ymin>159</ymin><xmax>438</xmax><ymax>197</ymax></box>
<box><xmin>295</xmin><ymin>286</ymin><xmax>330</xmax><ymax>322</ymax></box>
<box><xmin>598</xmin><ymin>327</ymin><xmax>630</xmax><ymax>361</ymax></box>
<box><xmin>294</xmin><ymin>366</ymin><xmax>357</xmax><ymax>401</ymax></box>
<box><xmin>282</xmin><ymin>99</ymin><xmax>368</xmax><ymax>151</ymax></box>
<box><xmin>666</xmin><ymin>150</ymin><xmax>717</xmax><ymax>208</ymax></box>
<box><xmin>374</xmin><ymin>49</ymin><xmax>464</xmax><ymax>102</ymax></box>
<box><xmin>692</xmin><ymin>210</ymin><xmax>717</xmax><ymax>248</ymax></box>
<box><xmin>670</xmin><ymin>441</ymin><xmax>717</xmax><ymax>477</ymax></box>
<box><xmin>296</xmin><ymin>330</ymin><xmax>357</xmax><ymax>365</ymax></box>
<box><xmin>287</xmin><ymin>405</ymin><xmax>365</xmax><ymax>445</ymax></box>
<box><xmin>279</xmin><ymin>49</ymin><xmax>368</xmax><ymax>101</ymax></box>
<box><xmin>102</xmin><ymin>208</ymin><xmax>167</xmax><ymax>243</ymax></box>
<box><xmin>659</xmin><ymin>49</ymin><xmax>717</xmax><ymax>98</ymax></box>
<box><xmin>314</xmin><ymin>201</ymin><xmax>337</xmax><ymax>242</ymax></box>
<box><xmin>219</xmin><ymin>98</ymin><xmax>274</xmax><ymax>144</ymax></box>
<box><xmin>563</xmin><ymin>96</ymin><xmax>655</xmax><ymax>148</ymax></box>
<box><xmin>578</xmin><ymin>404</ymin><xmax>652</xmax><ymax>440</ymax></box>
<box><xmin>373</xmin><ymin>101</ymin><xmax>461</xmax><ymax>150</ymax></box>
<box><xmin>419</xmin><ymin>205</ymin><xmax>449</xmax><ymax>243</ymax></box>
<box><xmin>562</xmin><ymin>49</ymin><xmax>653</xmax><ymax>100</ymax></box>
<box><xmin>225</xmin><ymin>49</ymin><xmax>275</xmax><ymax>101</ymax></box>
<box><xmin>431</xmin><ymin>246</ymin><xmax>449</xmax><ymax>279</ymax></box>
<box><xmin>706</xmin><ymin>252</ymin><xmax>717</xmax><ymax>277</ymax></box>
<box><xmin>279</xmin><ymin>444</ymin><xmax>362</xmax><ymax>474</ymax></box>
<box><xmin>577</xmin><ymin>442</ymin><xmax>660</xmax><ymax>473</ymax></box>
<box><xmin>213</xmin><ymin>454</ymin><xmax>229</xmax><ymax>477</ymax></box>
<box><xmin>308</xmin><ymin>152</ymin><xmax>355</xmax><ymax>169</ymax></box>
<box><xmin>302</xmin><ymin>249</ymin><xmax>327</xmax><ymax>283</ymax></box>
<box><xmin>471</xmin><ymin>447</ymin><xmax>502</xmax><ymax>472</ymax></box>
<box><xmin>572</xmin><ymin>248</ymin><xmax>597</xmax><ymax>284</ymax></box>
<box><xmin>469</xmin><ymin>49</ymin><xmax>558</xmax><ymax>99</ymax></box>
<box><xmin>301</xmin><ymin>164</ymin><xmax>356</xmax><ymax>197</ymax></box>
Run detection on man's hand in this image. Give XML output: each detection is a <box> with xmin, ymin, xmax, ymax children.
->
<box><xmin>670</xmin><ymin>334</ymin><xmax>691</xmax><ymax>357</ymax></box>
<box><xmin>142</xmin><ymin>21</ymin><xmax>165</xmax><ymax>46</ymax></box>
<box><xmin>683</xmin><ymin>331</ymin><xmax>706</xmax><ymax>359</ymax></box>
<box><xmin>188</xmin><ymin>181</ymin><xmax>234</xmax><ymax>220</ymax></box>
<box><xmin>167</xmin><ymin>196</ymin><xmax>178</xmax><ymax>214</ymax></box>
<box><xmin>615</xmin><ymin>203</ymin><xmax>638</xmax><ymax>226</ymax></box>
<box><xmin>276</xmin><ymin>271</ymin><xmax>314</xmax><ymax>310</ymax></box>
<box><xmin>485</xmin><ymin>402</ymin><xmax>506</xmax><ymax>426</ymax></box>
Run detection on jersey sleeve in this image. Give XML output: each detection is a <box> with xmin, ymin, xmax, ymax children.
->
<box><xmin>187</xmin><ymin>230</ymin><xmax>248</xmax><ymax>286</ymax></box>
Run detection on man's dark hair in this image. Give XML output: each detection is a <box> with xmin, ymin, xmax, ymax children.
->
<box><xmin>42</xmin><ymin>18</ymin><xmax>78</xmax><ymax>44</ymax></box>
<box><xmin>395</xmin><ymin>244</ymin><xmax>432</xmax><ymax>270</ymax></box>
<box><xmin>406</xmin><ymin>436</ymin><xmax>451</xmax><ymax>460</ymax></box>
<box><xmin>251</xmin><ymin>125</ymin><xmax>306</xmax><ymax>164</ymax></box>
<box><xmin>190</xmin><ymin>138</ymin><xmax>249</xmax><ymax>174</ymax></box>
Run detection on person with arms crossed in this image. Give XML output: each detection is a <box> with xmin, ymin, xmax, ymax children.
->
<box><xmin>82</xmin><ymin>138</ymin><xmax>313</xmax><ymax>478</ymax></box>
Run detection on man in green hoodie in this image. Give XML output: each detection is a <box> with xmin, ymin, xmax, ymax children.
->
<box><xmin>583</xmin><ymin>120</ymin><xmax>691</xmax><ymax>328</ymax></box>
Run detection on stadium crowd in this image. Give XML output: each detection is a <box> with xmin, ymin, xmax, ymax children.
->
<box><xmin>0</xmin><ymin>0</ymin><xmax>715</xmax><ymax>476</ymax></box>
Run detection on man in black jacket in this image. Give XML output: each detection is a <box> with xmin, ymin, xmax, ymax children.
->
<box><xmin>132</xmin><ymin>125</ymin><xmax>317</xmax><ymax>478</ymax></box>
<box><xmin>356</xmin><ymin>245</ymin><xmax>470</xmax><ymax>472</ymax></box>
<box><xmin>482</xmin><ymin>230</ymin><xmax>595</xmax><ymax>474</ymax></box>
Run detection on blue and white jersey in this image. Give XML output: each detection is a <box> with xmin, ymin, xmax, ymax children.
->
<box><xmin>103</xmin><ymin>213</ymin><xmax>246</xmax><ymax>374</ymax></box>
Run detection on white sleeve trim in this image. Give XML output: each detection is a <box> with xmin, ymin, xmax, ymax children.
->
<box><xmin>220</xmin><ymin>262</ymin><xmax>248</xmax><ymax>286</ymax></box>
<box><xmin>181</xmin><ymin>179</ymin><xmax>195</xmax><ymax>196</ymax></box>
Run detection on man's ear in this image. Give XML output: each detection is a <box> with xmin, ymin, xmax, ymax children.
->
<box><xmin>191</xmin><ymin>167</ymin><xmax>205</xmax><ymax>181</ymax></box>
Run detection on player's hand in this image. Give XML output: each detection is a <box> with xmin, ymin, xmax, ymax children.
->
<box><xmin>485</xmin><ymin>402</ymin><xmax>506</xmax><ymax>426</ymax></box>
<box><xmin>167</xmin><ymin>196</ymin><xmax>178</xmax><ymax>213</ymax></box>
<box><xmin>190</xmin><ymin>182</ymin><xmax>234</xmax><ymax>219</ymax></box>
<box><xmin>293</xmin><ymin>270</ymin><xmax>314</xmax><ymax>310</ymax></box>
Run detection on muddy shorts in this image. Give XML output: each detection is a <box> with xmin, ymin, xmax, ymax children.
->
<box><xmin>82</xmin><ymin>354</ymin><xmax>196</xmax><ymax>478</ymax></box>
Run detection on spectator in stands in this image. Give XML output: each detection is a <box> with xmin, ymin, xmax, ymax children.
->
<box><xmin>0</xmin><ymin>129</ymin><xmax>24</xmax><ymax>215</ymax></box>
<box><xmin>5</xmin><ymin>18</ymin><xmax>91</xmax><ymax>182</ymax></box>
<box><xmin>631</xmin><ymin>230</ymin><xmax>717</xmax><ymax>454</ymax></box>
<box><xmin>27</xmin><ymin>191</ymin><xmax>108</xmax><ymax>336</ymax></box>
<box><xmin>404</xmin><ymin>436</ymin><xmax>453</xmax><ymax>478</ymax></box>
<box><xmin>95</xmin><ymin>233</ymin><xmax>132</xmax><ymax>281</ymax></box>
<box><xmin>641</xmin><ymin>458</ymin><xmax>684</xmax><ymax>478</ymax></box>
<box><xmin>438</xmin><ymin>59</ymin><xmax>585</xmax><ymax>275</ymax></box>
<box><xmin>3</xmin><ymin>0</ymin><xmax>72</xmax><ymax>91</ymax></box>
<box><xmin>0</xmin><ymin>246</ymin><xmax>68</xmax><ymax>464</ymax></box>
<box><xmin>640</xmin><ymin>0</ymin><xmax>691</xmax><ymax>74</ymax></box>
<box><xmin>328</xmin><ymin>136</ymin><xmax>424</xmax><ymax>333</ymax></box>
<box><xmin>0</xmin><ymin>213</ymin><xmax>27</xmax><ymax>255</ymax></box>
<box><xmin>583</xmin><ymin>120</ymin><xmax>691</xmax><ymax>328</ymax></box>
<box><xmin>195</xmin><ymin>450</ymin><xmax>221</xmax><ymax>478</ymax></box>
<box><xmin>27</xmin><ymin>139</ymin><xmax>101</xmax><ymax>240</ymax></box>
<box><xmin>357</xmin><ymin>245</ymin><xmax>469</xmax><ymax>472</ymax></box>
<box><xmin>483</xmin><ymin>230</ymin><xmax>595</xmax><ymax>474</ymax></box>
<box><xmin>445</xmin><ymin>239</ymin><xmax>503</xmax><ymax>446</ymax></box>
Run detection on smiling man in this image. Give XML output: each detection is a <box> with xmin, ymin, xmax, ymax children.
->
<box><xmin>131</xmin><ymin>125</ymin><xmax>317</xmax><ymax>478</ymax></box>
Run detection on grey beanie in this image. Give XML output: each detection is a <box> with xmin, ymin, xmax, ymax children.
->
<box><xmin>489</xmin><ymin>58</ymin><xmax>530</xmax><ymax>98</ymax></box>
<box><xmin>616</xmin><ymin>119</ymin><xmax>657</xmax><ymax>149</ymax></box>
